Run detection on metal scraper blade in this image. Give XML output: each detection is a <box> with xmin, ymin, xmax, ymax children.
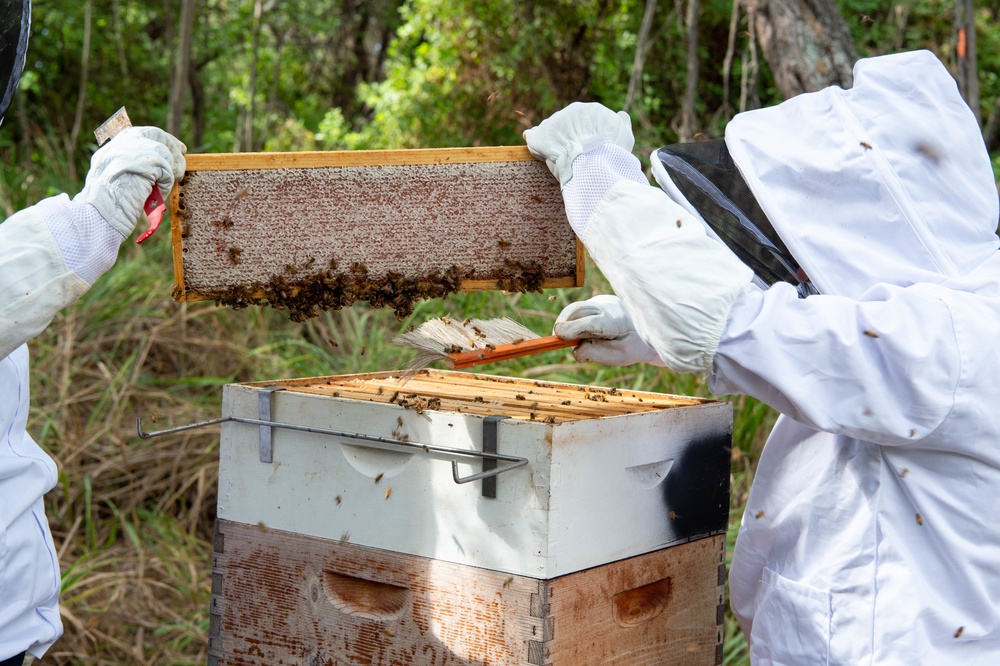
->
<box><xmin>94</xmin><ymin>106</ymin><xmax>132</xmax><ymax>146</ymax></box>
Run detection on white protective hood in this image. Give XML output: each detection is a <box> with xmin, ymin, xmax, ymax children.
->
<box><xmin>724</xmin><ymin>49</ymin><xmax>999</xmax><ymax>297</ymax></box>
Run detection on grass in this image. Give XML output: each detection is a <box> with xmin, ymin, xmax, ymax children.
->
<box><xmin>14</xmin><ymin>191</ymin><xmax>770</xmax><ymax>663</ymax></box>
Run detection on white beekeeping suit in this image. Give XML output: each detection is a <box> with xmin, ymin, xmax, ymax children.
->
<box><xmin>524</xmin><ymin>50</ymin><xmax>1000</xmax><ymax>663</ymax></box>
<box><xmin>0</xmin><ymin>5</ymin><xmax>186</xmax><ymax>659</ymax></box>
<box><xmin>0</xmin><ymin>129</ymin><xmax>186</xmax><ymax>662</ymax></box>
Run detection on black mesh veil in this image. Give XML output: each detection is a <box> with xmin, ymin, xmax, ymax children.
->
<box><xmin>0</xmin><ymin>0</ymin><xmax>30</xmax><ymax>125</ymax></box>
<box><xmin>656</xmin><ymin>140</ymin><xmax>817</xmax><ymax>297</ymax></box>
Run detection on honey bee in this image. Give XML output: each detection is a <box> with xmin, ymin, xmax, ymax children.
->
<box><xmin>861</xmin><ymin>141</ymin><xmax>873</xmax><ymax>150</ymax></box>
<box><xmin>901</xmin><ymin>468</ymin><xmax>909</xmax><ymax>477</ymax></box>
<box><xmin>385</xmin><ymin>488</ymin><xmax>392</xmax><ymax>500</ymax></box>
<box><xmin>669</xmin><ymin>511</ymin><xmax>680</xmax><ymax>520</ymax></box>
<box><xmin>676</xmin><ymin>219</ymin><xmax>683</xmax><ymax>228</ymax></box>
<box><xmin>909</xmin><ymin>429</ymin><xmax>917</xmax><ymax>438</ymax></box>
<box><xmin>755</xmin><ymin>510</ymin><xmax>766</xmax><ymax>519</ymax></box>
<box><xmin>502</xmin><ymin>576</ymin><xmax>514</xmax><ymax>589</ymax></box>
<box><xmin>916</xmin><ymin>513</ymin><xmax>924</xmax><ymax>525</ymax></box>
<box><xmin>327</xmin><ymin>338</ymin><xmax>339</xmax><ymax>348</ymax></box>
<box><xmin>227</xmin><ymin>247</ymin><xmax>243</xmax><ymax>264</ymax></box>
<box><xmin>339</xmin><ymin>531</ymin><xmax>351</xmax><ymax>544</ymax></box>
<box><xmin>863</xmin><ymin>330</ymin><xmax>879</xmax><ymax>338</ymax></box>
<box><xmin>548</xmin><ymin>295</ymin><xmax>556</xmax><ymax>301</ymax></box>
<box><xmin>954</xmin><ymin>627</ymin><xmax>964</xmax><ymax>639</ymax></box>
<box><xmin>335</xmin><ymin>495</ymin><xmax>342</xmax><ymax>506</ymax></box>
<box><xmin>915</xmin><ymin>142</ymin><xmax>942</xmax><ymax>165</ymax></box>
<box><xmin>497</xmin><ymin>239</ymin><xmax>511</xmax><ymax>250</ymax></box>
<box><xmin>487</xmin><ymin>91</ymin><xmax>500</xmax><ymax>104</ymax></box>
<box><xmin>375</xmin><ymin>473</ymin><xmax>384</xmax><ymax>484</ymax></box>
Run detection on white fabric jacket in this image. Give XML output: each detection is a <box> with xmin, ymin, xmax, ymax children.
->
<box><xmin>716</xmin><ymin>50</ymin><xmax>1000</xmax><ymax>664</ymax></box>
<box><xmin>573</xmin><ymin>50</ymin><xmax>1000</xmax><ymax>663</ymax></box>
<box><xmin>0</xmin><ymin>195</ymin><xmax>122</xmax><ymax>660</ymax></box>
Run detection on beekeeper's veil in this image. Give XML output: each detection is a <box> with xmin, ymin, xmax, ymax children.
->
<box><xmin>651</xmin><ymin>50</ymin><xmax>999</xmax><ymax>299</ymax></box>
<box><xmin>0</xmin><ymin>0</ymin><xmax>30</xmax><ymax>125</ymax></box>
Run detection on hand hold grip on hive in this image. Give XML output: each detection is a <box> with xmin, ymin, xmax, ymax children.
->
<box><xmin>322</xmin><ymin>571</ymin><xmax>411</xmax><ymax>622</ymax></box>
<box><xmin>612</xmin><ymin>577</ymin><xmax>673</xmax><ymax>627</ymax></box>
<box><xmin>170</xmin><ymin>147</ymin><xmax>584</xmax><ymax>321</ymax></box>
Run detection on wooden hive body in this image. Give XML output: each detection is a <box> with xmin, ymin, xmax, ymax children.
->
<box><xmin>210</xmin><ymin>521</ymin><xmax>725</xmax><ymax>665</ymax></box>
<box><xmin>211</xmin><ymin>370</ymin><xmax>730</xmax><ymax>665</ymax></box>
<box><xmin>170</xmin><ymin>148</ymin><xmax>583</xmax><ymax>320</ymax></box>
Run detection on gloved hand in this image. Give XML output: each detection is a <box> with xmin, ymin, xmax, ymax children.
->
<box><xmin>74</xmin><ymin>126</ymin><xmax>187</xmax><ymax>238</ymax></box>
<box><xmin>522</xmin><ymin>102</ymin><xmax>634</xmax><ymax>186</ymax></box>
<box><xmin>553</xmin><ymin>294</ymin><xmax>664</xmax><ymax>366</ymax></box>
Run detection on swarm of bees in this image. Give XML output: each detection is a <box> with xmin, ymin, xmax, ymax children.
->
<box><xmin>209</xmin><ymin>262</ymin><xmax>474</xmax><ymax>323</ymax></box>
<box><xmin>496</xmin><ymin>259</ymin><xmax>546</xmax><ymax>294</ymax></box>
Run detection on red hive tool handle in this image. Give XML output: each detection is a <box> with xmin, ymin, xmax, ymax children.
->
<box><xmin>446</xmin><ymin>335</ymin><xmax>580</xmax><ymax>369</ymax></box>
<box><xmin>136</xmin><ymin>188</ymin><xmax>167</xmax><ymax>244</ymax></box>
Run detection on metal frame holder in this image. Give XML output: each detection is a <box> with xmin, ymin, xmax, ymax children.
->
<box><xmin>135</xmin><ymin>388</ymin><xmax>527</xmax><ymax>492</ymax></box>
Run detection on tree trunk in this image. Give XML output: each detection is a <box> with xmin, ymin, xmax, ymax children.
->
<box><xmin>168</xmin><ymin>0</ymin><xmax>197</xmax><ymax>137</ymax></box>
<box><xmin>678</xmin><ymin>0</ymin><xmax>700</xmax><ymax>141</ymax></box>
<box><xmin>740</xmin><ymin>0</ymin><xmax>856</xmax><ymax>98</ymax></box>
<box><xmin>624</xmin><ymin>0</ymin><xmax>657</xmax><ymax>113</ymax></box>
<box><xmin>954</xmin><ymin>0</ymin><xmax>980</xmax><ymax>124</ymax></box>
<box><xmin>189</xmin><ymin>60</ymin><xmax>207</xmax><ymax>149</ymax></box>
<box><xmin>69</xmin><ymin>0</ymin><xmax>93</xmax><ymax>183</ymax></box>
<box><xmin>111</xmin><ymin>0</ymin><xmax>129</xmax><ymax>78</ymax></box>
<box><xmin>239</xmin><ymin>0</ymin><xmax>265</xmax><ymax>152</ymax></box>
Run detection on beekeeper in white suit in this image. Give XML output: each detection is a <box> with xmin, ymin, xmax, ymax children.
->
<box><xmin>0</xmin><ymin>2</ymin><xmax>186</xmax><ymax>663</ymax></box>
<box><xmin>524</xmin><ymin>49</ymin><xmax>1000</xmax><ymax>664</ymax></box>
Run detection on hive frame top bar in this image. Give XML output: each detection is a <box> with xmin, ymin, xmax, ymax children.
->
<box><xmin>182</xmin><ymin>145</ymin><xmax>538</xmax><ymax>171</ymax></box>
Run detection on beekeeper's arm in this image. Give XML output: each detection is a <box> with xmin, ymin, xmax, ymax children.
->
<box><xmin>0</xmin><ymin>127</ymin><xmax>186</xmax><ymax>360</ymax></box>
<box><xmin>524</xmin><ymin>103</ymin><xmax>754</xmax><ymax>372</ymax></box>
<box><xmin>710</xmin><ymin>280</ymin><xmax>962</xmax><ymax>445</ymax></box>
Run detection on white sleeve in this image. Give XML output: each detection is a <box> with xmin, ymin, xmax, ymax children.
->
<box><xmin>710</xmin><ymin>281</ymin><xmax>960</xmax><ymax>444</ymax></box>
<box><xmin>579</xmin><ymin>179</ymin><xmax>755</xmax><ymax>373</ymax></box>
<box><xmin>0</xmin><ymin>194</ymin><xmax>123</xmax><ymax>359</ymax></box>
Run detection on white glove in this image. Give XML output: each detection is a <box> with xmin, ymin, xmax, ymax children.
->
<box><xmin>553</xmin><ymin>294</ymin><xmax>664</xmax><ymax>367</ymax></box>
<box><xmin>74</xmin><ymin>126</ymin><xmax>187</xmax><ymax>238</ymax></box>
<box><xmin>522</xmin><ymin>102</ymin><xmax>634</xmax><ymax>186</ymax></box>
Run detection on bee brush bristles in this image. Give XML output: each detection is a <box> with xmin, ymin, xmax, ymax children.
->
<box><xmin>394</xmin><ymin>317</ymin><xmax>539</xmax><ymax>368</ymax></box>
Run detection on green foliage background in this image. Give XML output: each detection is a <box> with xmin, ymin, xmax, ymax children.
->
<box><xmin>1</xmin><ymin>1</ymin><xmax>997</xmax><ymax>664</ymax></box>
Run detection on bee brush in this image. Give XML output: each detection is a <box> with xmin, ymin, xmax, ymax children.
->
<box><xmin>393</xmin><ymin>317</ymin><xmax>579</xmax><ymax>369</ymax></box>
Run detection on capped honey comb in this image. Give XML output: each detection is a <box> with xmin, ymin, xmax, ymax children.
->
<box><xmin>170</xmin><ymin>147</ymin><xmax>583</xmax><ymax>321</ymax></box>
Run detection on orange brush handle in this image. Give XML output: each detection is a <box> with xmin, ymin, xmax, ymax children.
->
<box><xmin>446</xmin><ymin>335</ymin><xmax>580</xmax><ymax>369</ymax></box>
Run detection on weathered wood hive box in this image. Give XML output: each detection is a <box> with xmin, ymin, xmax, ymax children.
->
<box><xmin>210</xmin><ymin>370</ymin><xmax>731</xmax><ymax>665</ymax></box>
